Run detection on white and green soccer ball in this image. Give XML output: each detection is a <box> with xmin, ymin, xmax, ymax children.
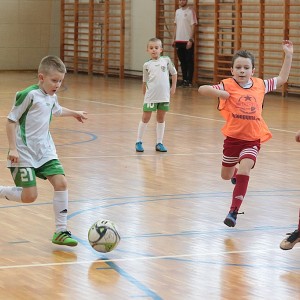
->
<box><xmin>88</xmin><ymin>219</ymin><xmax>121</xmax><ymax>253</ymax></box>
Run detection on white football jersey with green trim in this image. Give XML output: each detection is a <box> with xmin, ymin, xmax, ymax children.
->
<box><xmin>143</xmin><ymin>56</ymin><xmax>177</xmax><ymax>104</ymax></box>
<box><xmin>7</xmin><ymin>85</ymin><xmax>62</xmax><ymax>168</ymax></box>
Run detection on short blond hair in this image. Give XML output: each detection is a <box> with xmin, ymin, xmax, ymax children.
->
<box><xmin>38</xmin><ymin>55</ymin><xmax>66</xmax><ymax>74</ymax></box>
<box><xmin>147</xmin><ymin>37</ymin><xmax>162</xmax><ymax>48</ymax></box>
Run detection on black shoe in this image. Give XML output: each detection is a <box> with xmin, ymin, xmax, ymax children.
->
<box><xmin>182</xmin><ymin>80</ymin><xmax>189</xmax><ymax>88</ymax></box>
<box><xmin>280</xmin><ymin>229</ymin><xmax>300</xmax><ymax>250</ymax></box>
<box><xmin>177</xmin><ymin>80</ymin><xmax>184</xmax><ymax>87</ymax></box>
<box><xmin>224</xmin><ymin>209</ymin><xmax>244</xmax><ymax>227</ymax></box>
<box><xmin>224</xmin><ymin>211</ymin><xmax>238</xmax><ymax>227</ymax></box>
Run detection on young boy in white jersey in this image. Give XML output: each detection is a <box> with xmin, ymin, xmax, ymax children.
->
<box><xmin>0</xmin><ymin>55</ymin><xmax>87</xmax><ymax>246</ymax></box>
<box><xmin>135</xmin><ymin>38</ymin><xmax>177</xmax><ymax>153</ymax></box>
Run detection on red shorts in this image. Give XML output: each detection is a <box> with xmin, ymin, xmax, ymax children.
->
<box><xmin>222</xmin><ymin>137</ymin><xmax>261</xmax><ymax>167</ymax></box>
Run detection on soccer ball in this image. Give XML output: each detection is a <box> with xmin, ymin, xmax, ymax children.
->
<box><xmin>88</xmin><ymin>219</ymin><xmax>121</xmax><ymax>253</ymax></box>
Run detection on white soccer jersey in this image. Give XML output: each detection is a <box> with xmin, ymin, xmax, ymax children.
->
<box><xmin>143</xmin><ymin>56</ymin><xmax>177</xmax><ymax>104</ymax></box>
<box><xmin>174</xmin><ymin>7</ymin><xmax>198</xmax><ymax>42</ymax></box>
<box><xmin>7</xmin><ymin>85</ymin><xmax>63</xmax><ymax>168</ymax></box>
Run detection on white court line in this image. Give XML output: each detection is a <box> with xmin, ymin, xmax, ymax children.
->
<box><xmin>0</xmin><ymin>247</ymin><xmax>298</xmax><ymax>270</ymax></box>
<box><xmin>59</xmin><ymin>96</ymin><xmax>299</xmax><ymax>134</ymax></box>
<box><xmin>1</xmin><ymin>96</ymin><xmax>298</xmax><ymax>134</ymax></box>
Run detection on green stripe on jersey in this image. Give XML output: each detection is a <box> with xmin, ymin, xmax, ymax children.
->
<box><xmin>19</xmin><ymin>99</ymin><xmax>34</xmax><ymax>146</ymax></box>
<box><xmin>15</xmin><ymin>84</ymin><xmax>39</xmax><ymax>106</ymax></box>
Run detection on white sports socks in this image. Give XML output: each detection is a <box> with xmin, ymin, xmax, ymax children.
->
<box><xmin>53</xmin><ymin>190</ymin><xmax>68</xmax><ymax>233</ymax></box>
<box><xmin>137</xmin><ymin>121</ymin><xmax>148</xmax><ymax>142</ymax></box>
<box><xmin>156</xmin><ymin>122</ymin><xmax>165</xmax><ymax>144</ymax></box>
<box><xmin>0</xmin><ymin>186</ymin><xmax>22</xmax><ymax>202</ymax></box>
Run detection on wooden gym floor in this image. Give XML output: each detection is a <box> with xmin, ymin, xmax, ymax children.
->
<box><xmin>0</xmin><ymin>71</ymin><xmax>299</xmax><ymax>300</ymax></box>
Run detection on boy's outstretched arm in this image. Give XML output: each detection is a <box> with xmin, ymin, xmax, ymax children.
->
<box><xmin>276</xmin><ymin>40</ymin><xmax>293</xmax><ymax>88</ymax></box>
<box><xmin>61</xmin><ymin>107</ymin><xmax>88</xmax><ymax>123</ymax></box>
<box><xmin>198</xmin><ymin>85</ymin><xmax>230</xmax><ymax>99</ymax></box>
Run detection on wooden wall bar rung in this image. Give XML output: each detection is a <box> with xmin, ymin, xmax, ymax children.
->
<box><xmin>61</xmin><ymin>0</ymin><xmax>125</xmax><ymax>78</ymax></box>
<box><xmin>61</xmin><ymin>0</ymin><xmax>300</xmax><ymax>95</ymax></box>
<box><xmin>155</xmin><ymin>0</ymin><xmax>300</xmax><ymax>96</ymax></box>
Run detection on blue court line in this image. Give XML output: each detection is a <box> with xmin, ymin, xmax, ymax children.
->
<box><xmin>75</xmin><ymin>236</ymin><xmax>163</xmax><ymax>299</ymax></box>
<box><xmin>0</xmin><ymin>128</ymin><xmax>97</xmax><ymax>150</ymax></box>
<box><xmin>52</xmin><ymin>128</ymin><xmax>98</xmax><ymax>146</ymax></box>
<box><xmin>75</xmin><ymin>232</ymin><xmax>300</xmax><ymax>293</ymax></box>
<box><xmin>65</xmin><ymin>189</ymin><xmax>300</xmax><ymax>220</ymax></box>
<box><xmin>0</xmin><ymin>188</ymin><xmax>299</xmax><ymax>210</ymax></box>
<box><xmin>68</xmin><ymin>191</ymin><xmax>299</xmax><ymax>289</ymax></box>
<box><xmin>1</xmin><ymin>190</ymin><xmax>298</xmax><ymax>298</ymax></box>
<box><xmin>105</xmin><ymin>260</ymin><xmax>163</xmax><ymax>300</ymax></box>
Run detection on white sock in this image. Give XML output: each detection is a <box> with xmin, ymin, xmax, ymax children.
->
<box><xmin>0</xmin><ymin>186</ymin><xmax>22</xmax><ymax>202</ymax></box>
<box><xmin>137</xmin><ymin>121</ymin><xmax>148</xmax><ymax>142</ymax></box>
<box><xmin>53</xmin><ymin>190</ymin><xmax>68</xmax><ymax>233</ymax></box>
<box><xmin>156</xmin><ymin>122</ymin><xmax>165</xmax><ymax>144</ymax></box>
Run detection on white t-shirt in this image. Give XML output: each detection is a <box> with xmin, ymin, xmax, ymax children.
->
<box><xmin>143</xmin><ymin>56</ymin><xmax>177</xmax><ymax>103</ymax></box>
<box><xmin>7</xmin><ymin>85</ymin><xmax>63</xmax><ymax>168</ymax></box>
<box><xmin>174</xmin><ymin>7</ymin><xmax>198</xmax><ymax>42</ymax></box>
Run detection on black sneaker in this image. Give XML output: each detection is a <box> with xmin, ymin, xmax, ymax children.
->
<box><xmin>231</xmin><ymin>177</ymin><xmax>237</xmax><ymax>185</ymax></box>
<box><xmin>280</xmin><ymin>229</ymin><xmax>300</xmax><ymax>250</ymax></box>
<box><xmin>177</xmin><ymin>80</ymin><xmax>184</xmax><ymax>87</ymax></box>
<box><xmin>224</xmin><ymin>209</ymin><xmax>244</xmax><ymax>227</ymax></box>
<box><xmin>182</xmin><ymin>80</ymin><xmax>189</xmax><ymax>88</ymax></box>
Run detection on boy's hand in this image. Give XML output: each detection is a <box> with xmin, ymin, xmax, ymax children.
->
<box><xmin>7</xmin><ymin>149</ymin><xmax>19</xmax><ymax>163</ymax></box>
<box><xmin>74</xmin><ymin>111</ymin><xmax>88</xmax><ymax>123</ymax></box>
<box><xmin>170</xmin><ymin>86</ymin><xmax>176</xmax><ymax>95</ymax></box>
<box><xmin>282</xmin><ymin>40</ymin><xmax>293</xmax><ymax>55</ymax></box>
